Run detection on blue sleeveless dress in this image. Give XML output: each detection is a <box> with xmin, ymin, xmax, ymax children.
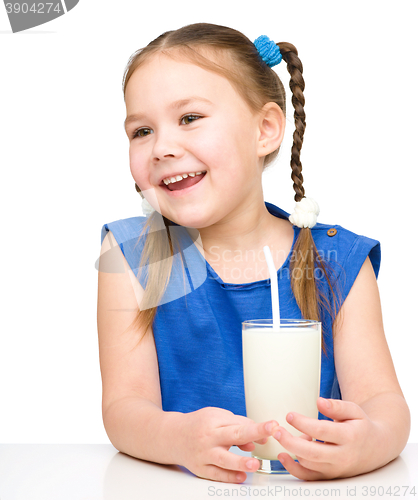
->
<box><xmin>100</xmin><ymin>202</ymin><xmax>381</xmax><ymax>421</ymax></box>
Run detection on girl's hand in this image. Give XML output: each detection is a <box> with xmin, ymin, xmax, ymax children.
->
<box><xmin>272</xmin><ymin>397</ymin><xmax>383</xmax><ymax>480</ymax></box>
<box><xmin>178</xmin><ymin>407</ymin><xmax>278</xmax><ymax>483</ymax></box>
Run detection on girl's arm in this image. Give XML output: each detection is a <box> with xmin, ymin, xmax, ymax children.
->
<box><xmin>272</xmin><ymin>256</ymin><xmax>410</xmax><ymax>479</ymax></box>
<box><xmin>97</xmin><ymin>231</ymin><xmax>276</xmax><ymax>483</ymax></box>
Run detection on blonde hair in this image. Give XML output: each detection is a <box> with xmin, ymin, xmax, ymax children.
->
<box><xmin>123</xmin><ymin>23</ymin><xmax>342</xmax><ymax>351</ymax></box>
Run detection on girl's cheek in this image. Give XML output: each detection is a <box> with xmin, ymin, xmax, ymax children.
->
<box><xmin>129</xmin><ymin>149</ymin><xmax>148</xmax><ymax>183</ymax></box>
<box><xmin>193</xmin><ymin>134</ymin><xmax>231</xmax><ymax>166</ymax></box>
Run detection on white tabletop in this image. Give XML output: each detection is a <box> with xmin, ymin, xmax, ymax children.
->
<box><xmin>0</xmin><ymin>444</ymin><xmax>417</xmax><ymax>500</ymax></box>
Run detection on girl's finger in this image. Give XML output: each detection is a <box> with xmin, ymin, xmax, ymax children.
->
<box><xmin>236</xmin><ymin>442</ymin><xmax>255</xmax><ymax>452</ymax></box>
<box><xmin>284</xmin><ymin>412</ymin><xmax>347</xmax><ymax>444</ymax></box>
<box><xmin>277</xmin><ymin>453</ymin><xmax>326</xmax><ymax>481</ymax></box>
<box><xmin>317</xmin><ymin>397</ymin><xmax>365</xmax><ymax>422</ymax></box>
<box><xmin>219</xmin><ymin>420</ymin><xmax>278</xmax><ymax>446</ymax></box>
<box><xmin>236</xmin><ymin>436</ymin><xmax>269</xmax><ymax>453</ymax></box>
<box><xmin>197</xmin><ymin>464</ymin><xmax>248</xmax><ymax>484</ymax></box>
<box><xmin>211</xmin><ymin>449</ymin><xmax>260</xmax><ymax>476</ymax></box>
<box><xmin>294</xmin><ymin>455</ymin><xmax>334</xmax><ymax>473</ymax></box>
<box><xmin>299</xmin><ymin>433</ymin><xmax>313</xmax><ymax>441</ymax></box>
<box><xmin>273</xmin><ymin>426</ymin><xmax>335</xmax><ymax>463</ymax></box>
<box><xmin>254</xmin><ymin>436</ymin><xmax>269</xmax><ymax>445</ymax></box>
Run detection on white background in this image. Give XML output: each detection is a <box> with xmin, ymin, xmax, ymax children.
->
<box><xmin>0</xmin><ymin>1</ymin><xmax>417</xmax><ymax>445</ymax></box>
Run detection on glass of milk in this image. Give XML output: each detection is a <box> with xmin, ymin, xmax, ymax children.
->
<box><xmin>242</xmin><ymin>318</ymin><xmax>321</xmax><ymax>474</ymax></box>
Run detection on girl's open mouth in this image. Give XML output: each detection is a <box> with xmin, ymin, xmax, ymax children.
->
<box><xmin>162</xmin><ymin>171</ymin><xmax>207</xmax><ymax>196</ymax></box>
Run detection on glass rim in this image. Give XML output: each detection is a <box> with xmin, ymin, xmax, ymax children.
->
<box><xmin>242</xmin><ymin>319</ymin><xmax>321</xmax><ymax>327</ymax></box>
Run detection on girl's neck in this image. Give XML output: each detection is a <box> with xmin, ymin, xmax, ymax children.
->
<box><xmin>191</xmin><ymin>201</ymin><xmax>291</xmax><ymax>256</ymax></box>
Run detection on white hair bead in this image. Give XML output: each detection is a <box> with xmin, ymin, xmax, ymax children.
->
<box><xmin>288</xmin><ymin>196</ymin><xmax>320</xmax><ymax>229</ymax></box>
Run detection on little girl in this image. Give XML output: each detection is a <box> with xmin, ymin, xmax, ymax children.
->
<box><xmin>97</xmin><ymin>23</ymin><xmax>410</xmax><ymax>482</ymax></box>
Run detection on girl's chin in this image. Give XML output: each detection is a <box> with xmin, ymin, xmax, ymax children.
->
<box><xmin>163</xmin><ymin>212</ymin><xmax>211</xmax><ymax>229</ymax></box>
<box><xmin>157</xmin><ymin>202</ymin><xmax>209</xmax><ymax>227</ymax></box>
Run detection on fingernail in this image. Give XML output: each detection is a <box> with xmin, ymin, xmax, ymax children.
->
<box><xmin>287</xmin><ymin>413</ymin><xmax>293</xmax><ymax>422</ymax></box>
<box><xmin>246</xmin><ymin>459</ymin><xmax>255</xmax><ymax>470</ymax></box>
<box><xmin>319</xmin><ymin>397</ymin><xmax>331</xmax><ymax>408</ymax></box>
<box><xmin>274</xmin><ymin>430</ymin><xmax>281</xmax><ymax>440</ymax></box>
<box><xmin>265</xmin><ymin>421</ymin><xmax>274</xmax><ymax>433</ymax></box>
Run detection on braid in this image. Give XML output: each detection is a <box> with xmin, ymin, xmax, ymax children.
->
<box><xmin>278</xmin><ymin>42</ymin><xmax>306</xmax><ymax>203</ymax></box>
<box><xmin>279</xmin><ymin>43</ymin><xmax>331</xmax><ymax>353</ymax></box>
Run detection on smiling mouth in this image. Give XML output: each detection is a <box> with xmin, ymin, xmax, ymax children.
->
<box><xmin>164</xmin><ymin>172</ymin><xmax>206</xmax><ymax>191</ymax></box>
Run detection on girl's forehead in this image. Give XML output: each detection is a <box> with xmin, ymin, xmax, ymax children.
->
<box><xmin>130</xmin><ymin>52</ymin><xmax>223</xmax><ymax>84</ymax></box>
<box><xmin>125</xmin><ymin>52</ymin><xmax>239</xmax><ymax>104</ymax></box>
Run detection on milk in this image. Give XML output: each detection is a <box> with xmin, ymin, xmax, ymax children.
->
<box><xmin>242</xmin><ymin>326</ymin><xmax>321</xmax><ymax>460</ymax></box>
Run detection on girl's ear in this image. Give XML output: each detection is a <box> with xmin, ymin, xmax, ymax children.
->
<box><xmin>257</xmin><ymin>102</ymin><xmax>285</xmax><ymax>157</ymax></box>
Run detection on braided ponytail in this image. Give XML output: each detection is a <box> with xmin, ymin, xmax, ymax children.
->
<box><xmin>279</xmin><ymin>43</ymin><xmax>341</xmax><ymax>349</ymax></box>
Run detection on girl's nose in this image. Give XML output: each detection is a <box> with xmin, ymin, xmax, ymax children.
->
<box><xmin>152</xmin><ymin>132</ymin><xmax>184</xmax><ymax>162</ymax></box>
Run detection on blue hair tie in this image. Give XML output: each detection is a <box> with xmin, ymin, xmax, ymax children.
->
<box><xmin>254</xmin><ymin>35</ymin><xmax>282</xmax><ymax>67</ymax></box>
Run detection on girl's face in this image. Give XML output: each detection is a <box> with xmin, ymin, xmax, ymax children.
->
<box><xmin>124</xmin><ymin>52</ymin><xmax>264</xmax><ymax>228</ymax></box>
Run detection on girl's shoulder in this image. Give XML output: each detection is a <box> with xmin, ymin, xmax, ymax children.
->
<box><xmin>310</xmin><ymin>220</ymin><xmax>381</xmax><ymax>279</ymax></box>
<box><xmin>100</xmin><ymin>215</ymin><xmax>148</xmax><ymax>246</ymax></box>
<box><xmin>100</xmin><ymin>215</ymin><xmax>149</xmax><ymax>279</ymax></box>
<box><xmin>307</xmin><ymin>220</ymin><xmax>382</xmax><ymax>312</ymax></box>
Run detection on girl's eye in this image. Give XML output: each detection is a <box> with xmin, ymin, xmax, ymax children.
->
<box><xmin>133</xmin><ymin>127</ymin><xmax>153</xmax><ymax>139</ymax></box>
<box><xmin>132</xmin><ymin>115</ymin><xmax>201</xmax><ymax>138</ymax></box>
<box><xmin>180</xmin><ymin>114</ymin><xmax>202</xmax><ymax>125</ymax></box>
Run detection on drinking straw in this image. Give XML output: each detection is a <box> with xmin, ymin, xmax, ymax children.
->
<box><xmin>263</xmin><ymin>245</ymin><xmax>280</xmax><ymax>330</ymax></box>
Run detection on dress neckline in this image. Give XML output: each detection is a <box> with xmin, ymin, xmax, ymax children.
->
<box><xmin>194</xmin><ymin>202</ymin><xmax>300</xmax><ymax>290</ymax></box>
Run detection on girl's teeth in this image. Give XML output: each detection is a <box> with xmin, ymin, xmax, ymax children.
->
<box><xmin>163</xmin><ymin>171</ymin><xmax>206</xmax><ymax>184</ymax></box>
